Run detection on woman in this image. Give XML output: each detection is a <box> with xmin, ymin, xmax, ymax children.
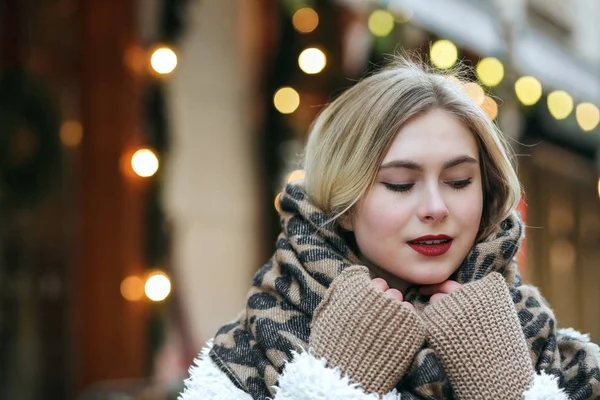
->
<box><xmin>179</xmin><ymin>59</ymin><xmax>600</xmax><ymax>400</ymax></box>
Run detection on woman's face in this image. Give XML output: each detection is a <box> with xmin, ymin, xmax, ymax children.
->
<box><xmin>342</xmin><ymin>108</ymin><xmax>483</xmax><ymax>286</ymax></box>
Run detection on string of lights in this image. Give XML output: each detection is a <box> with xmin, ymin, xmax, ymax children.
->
<box><xmin>271</xmin><ymin>1</ymin><xmax>600</xmax><ymax>210</ymax></box>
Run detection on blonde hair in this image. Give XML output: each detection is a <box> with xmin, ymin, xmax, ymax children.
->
<box><xmin>302</xmin><ymin>58</ymin><xmax>521</xmax><ymax>241</ymax></box>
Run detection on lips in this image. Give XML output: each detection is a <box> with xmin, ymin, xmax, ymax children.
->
<box><xmin>407</xmin><ymin>235</ymin><xmax>453</xmax><ymax>257</ymax></box>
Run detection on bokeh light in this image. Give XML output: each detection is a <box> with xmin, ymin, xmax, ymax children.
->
<box><xmin>476</xmin><ymin>57</ymin><xmax>504</xmax><ymax>87</ymax></box>
<box><xmin>121</xmin><ymin>276</ymin><xmax>145</xmax><ymax>302</ymax></box>
<box><xmin>274</xmin><ymin>192</ymin><xmax>282</xmax><ymax>213</ymax></box>
<box><xmin>547</xmin><ymin>91</ymin><xmax>573</xmax><ymax>120</ymax></box>
<box><xmin>515</xmin><ymin>76</ymin><xmax>542</xmax><ymax>106</ymax></box>
<box><xmin>462</xmin><ymin>82</ymin><xmax>485</xmax><ymax>105</ymax></box>
<box><xmin>298</xmin><ymin>48</ymin><xmax>326</xmax><ymax>74</ymax></box>
<box><xmin>131</xmin><ymin>148</ymin><xmax>159</xmax><ymax>177</ymax></box>
<box><xmin>60</xmin><ymin>121</ymin><xmax>83</xmax><ymax>148</ymax></box>
<box><xmin>150</xmin><ymin>46</ymin><xmax>178</xmax><ymax>75</ymax></box>
<box><xmin>273</xmin><ymin>87</ymin><xmax>300</xmax><ymax>114</ymax></box>
<box><xmin>368</xmin><ymin>9</ymin><xmax>395</xmax><ymax>37</ymax></box>
<box><xmin>430</xmin><ymin>40</ymin><xmax>458</xmax><ymax>70</ymax></box>
<box><xmin>145</xmin><ymin>271</ymin><xmax>171</xmax><ymax>302</ymax></box>
<box><xmin>286</xmin><ymin>169</ymin><xmax>305</xmax><ymax>183</ymax></box>
<box><xmin>481</xmin><ymin>96</ymin><xmax>498</xmax><ymax>120</ymax></box>
<box><xmin>292</xmin><ymin>7</ymin><xmax>319</xmax><ymax>33</ymax></box>
<box><xmin>576</xmin><ymin>103</ymin><xmax>600</xmax><ymax>131</ymax></box>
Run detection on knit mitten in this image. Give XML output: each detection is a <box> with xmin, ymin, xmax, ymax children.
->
<box><xmin>309</xmin><ymin>266</ymin><xmax>426</xmax><ymax>394</ymax></box>
<box><xmin>422</xmin><ymin>272</ymin><xmax>534</xmax><ymax>400</ymax></box>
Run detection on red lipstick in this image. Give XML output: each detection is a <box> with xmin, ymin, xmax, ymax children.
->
<box><xmin>407</xmin><ymin>235</ymin><xmax>453</xmax><ymax>257</ymax></box>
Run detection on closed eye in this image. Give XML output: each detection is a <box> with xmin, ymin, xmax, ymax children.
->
<box><xmin>447</xmin><ymin>178</ymin><xmax>473</xmax><ymax>190</ymax></box>
<box><xmin>383</xmin><ymin>183</ymin><xmax>414</xmax><ymax>192</ymax></box>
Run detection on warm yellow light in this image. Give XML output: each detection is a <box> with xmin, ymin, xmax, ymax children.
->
<box><xmin>515</xmin><ymin>76</ymin><xmax>542</xmax><ymax>106</ymax></box>
<box><xmin>547</xmin><ymin>91</ymin><xmax>573</xmax><ymax>120</ymax></box>
<box><xmin>150</xmin><ymin>47</ymin><xmax>177</xmax><ymax>74</ymax></box>
<box><xmin>598</xmin><ymin>178</ymin><xmax>600</xmax><ymax>199</ymax></box>
<box><xmin>476</xmin><ymin>57</ymin><xmax>504</xmax><ymax>87</ymax></box>
<box><xmin>273</xmin><ymin>87</ymin><xmax>300</xmax><ymax>114</ymax></box>
<box><xmin>274</xmin><ymin>192</ymin><xmax>282</xmax><ymax>213</ymax></box>
<box><xmin>462</xmin><ymin>82</ymin><xmax>485</xmax><ymax>105</ymax></box>
<box><xmin>481</xmin><ymin>96</ymin><xmax>498</xmax><ymax>120</ymax></box>
<box><xmin>576</xmin><ymin>103</ymin><xmax>600</xmax><ymax>132</ymax></box>
<box><xmin>286</xmin><ymin>169</ymin><xmax>305</xmax><ymax>183</ymax></box>
<box><xmin>292</xmin><ymin>7</ymin><xmax>319</xmax><ymax>33</ymax></box>
<box><xmin>121</xmin><ymin>276</ymin><xmax>145</xmax><ymax>302</ymax></box>
<box><xmin>368</xmin><ymin>9</ymin><xmax>395</xmax><ymax>37</ymax></box>
<box><xmin>131</xmin><ymin>149</ymin><xmax>159</xmax><ymax>177</ymax></box>
<box><xmin>145</xmin><ymin>271</ymin><xmax>171</xmax><ymax>302</ymax></box>
<box><xmin>430</xmin><ymin>40</ymin><xmax>458</xmax><ymax>70</ymax></box>
<box><xmin>60</xmin><ymin>121</ymin><xmax>83</xmax><ymax>147</ymax></box>
<box><xmin>298</xmin><ymin>48</ymin><xmax>326</xmax><ymax>74</ymax></box>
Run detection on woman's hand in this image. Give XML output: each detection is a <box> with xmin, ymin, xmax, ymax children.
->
<box><xmin>372</xmin><ymin>278</ymin><xmax>414</xmax><ymax>309</ymax></box>
<box><xmin>419</xmin><ymin>280</ymin><xmax>462</xmax><ymax>304</ymax></box>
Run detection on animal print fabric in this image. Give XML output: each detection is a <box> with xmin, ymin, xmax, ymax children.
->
<box><xmin>208</xmin><ymin>183</ymin><xmax>600</xmax><ymax>399</ymax></box>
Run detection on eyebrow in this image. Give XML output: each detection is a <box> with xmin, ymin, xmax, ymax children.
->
<box><xmin>380</xmin><ymin>155</ymin><xmax>479</xmax><ymax>171</ymax></box>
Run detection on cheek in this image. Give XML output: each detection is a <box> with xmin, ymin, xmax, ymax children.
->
<box><xmin>451</xmin><ymin>186</ymin><xmax>484</xmax><ymax>232</ymax></box>
<box><xmin>355</xmin><ymin>191</ymin><xmax>411</xmax><ymax>238</ymax></box>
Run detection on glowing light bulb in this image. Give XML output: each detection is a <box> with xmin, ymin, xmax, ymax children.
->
<box><xmin>273</xmin><ymin>87</ymin><xmax>300</xmax><ymax>114</ymax></box>
<box><xmin>145</xmin><ymin>271</ymin><xmax>171</xmax><ymax>302</ymax></box>
<box><xmin>547</xmin><ymin>91</ymin><xmax>573</xmax><ymax>120</ymax></box>
<box><xmin>121</xmin><ymin>276</ymin><xmax>145</xmax><ymax>302</ymax></box>
<box><xmin>60</xmin><ymin>121</ymin><xmax>83</xmax><ymax>147</ymax></box>
<box><xmin>292</xmin><ymin>7</ymin><xmax>319</xmax><ymax>33</ymax></box>
<box><xmin>151</xmin><ymin>47</ymin><xmax>177</xmax><ymax>74</ymax></box>
<box><xmin>462</xmin><ymin>82</ymin><xmax>485</xmax><ymax>105</ymax></box>
<box><xmin>430</xmin><ymin>40</ymin><xmax>458</xmax><ymax>70</ymax></box>
<box><xmin>274</xmin><ymin>193</ymin><xmax>282</xmax><ymax>213</ymax></box>
<box><xmin>286</xmin><ymin>169</ymin><xmax>305</xmax><ymax>183</ymax></box>
<box><xmin>481</xmin><ymin>96</ymin><xmax>498</xmax><ymax>120</ymax></box>
<box><xmin>298</xmin><ymin>48</ymin><xmax>326</xmax><ymax>74</ymax></box>
<box><xmin>131</xmin><ymin>149</ymin><xmax>159</xmax><ymax>177</ymax></box>
<box><xmin>476</xmin><ymin>57</ymin><xmax>504</xmax><ymax>87</ymax></box>
<box><xmin>576</xmin><ymin>103</ymin><xmax>600</xmax><ymax>132</ymax></box>
<box><xmin>515</xmin><ymin>76</ymin><xmax>542</xmax><ymax>106</ymax></box>
<box><xmin>368</xmin><ymin>9</ymin><xmax>395</xmax><ymax>37</ymax></box>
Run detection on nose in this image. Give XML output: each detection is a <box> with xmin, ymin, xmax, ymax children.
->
<box><xmin>417</xmin><ymin>185</ymin><xmax>449</xmax><ymax>222</ymax></box>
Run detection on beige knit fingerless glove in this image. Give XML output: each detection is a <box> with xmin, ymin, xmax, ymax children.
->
<box><xmin>422</xmin><ymin>272</ymin><xmax>534</xmax><ymax>400</ymax></box>
<box><xmin>309</xmin><ymin>266</ymin><xmax>427</xmax><ymax>394</ymax></box>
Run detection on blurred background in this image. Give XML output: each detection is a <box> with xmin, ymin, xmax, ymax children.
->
<box><xmin>0</xmin><ymin>0</ymin><xmax>599</xmax><ymax>398</ymax></box>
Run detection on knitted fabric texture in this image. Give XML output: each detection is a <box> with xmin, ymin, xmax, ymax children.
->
<box><xmin>208</xmin><ymin>183</ymin><xmax>600</xmax><ymax>399</ymax></box>
<box><xmin>422</xmin><ymin>272</ymin><xmax>534</xmax><ymax>399</ymax></box>
<box><xmin>309</xmin><ymin>266</ymin><xmax>427</xmax><ymax>393</ymax></box>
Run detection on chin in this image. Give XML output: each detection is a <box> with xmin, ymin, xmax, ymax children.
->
<box><xmin>402</xmin><ymin>266</ymin><xmax>456</xmax><ymax>286</ymax></box>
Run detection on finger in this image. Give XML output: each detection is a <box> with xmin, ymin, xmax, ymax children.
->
<box><xmin>402</xmin><ymin>301</ymin><xmax>415</xmax><ymax>311</ymax></box>
<box><xmin>384</xmin><ymin>288</ymin><xmax>403</xmax><ymax>302</ymax></box>
<box><xmin>438</xmin><ymin>280</ymin><xmax>461</xmax><ymax>293</ymax></box>
<box><xmin>429</xmin><ymin>293</ymin><xmax>447</xmax><ymax>304</ymax></box>
<box><xmin>371</xmin><ymin>278</ymin><xmax>389</xmax><ymax>292</ymax></box>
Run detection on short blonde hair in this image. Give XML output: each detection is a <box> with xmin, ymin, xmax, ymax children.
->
<box><xmin>302</xmin><ymin>58</ymin><xmax>521</xmax><ymax>241</ymax></box>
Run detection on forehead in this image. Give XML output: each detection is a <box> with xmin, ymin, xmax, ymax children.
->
<box><xmin>382</xmin><ymin>108</ymin><xmax>479</xmax><ymax>162</ymax></box>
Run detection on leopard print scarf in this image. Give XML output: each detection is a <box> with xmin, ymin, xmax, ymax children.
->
<box><xmin>209</xmin><ymin>183</ymin><xmax>600</xmax><ymax>399</ymax></box>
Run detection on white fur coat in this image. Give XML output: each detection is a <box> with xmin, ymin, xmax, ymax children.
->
<box><xmin>176</xmin><ymin>330</ymin><xmax>600</xmax><ymax>400</ymax></box>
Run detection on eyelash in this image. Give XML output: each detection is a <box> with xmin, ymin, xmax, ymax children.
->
<box><xmin>383</xmin><ymin>178</ymin><xmax>473</xmax><ymax>193</ymax></box>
